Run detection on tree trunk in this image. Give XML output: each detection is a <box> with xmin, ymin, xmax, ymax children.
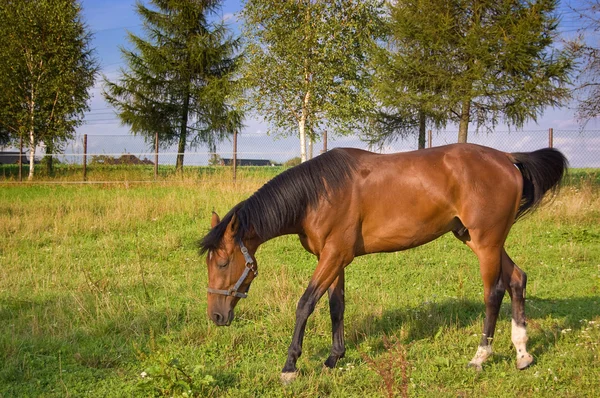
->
<box><xmin>43</xmin><ymin>143</ymin><xmax>54</xmax><ymax>176</ymax></box>
<box><xmin>28</xmin><ymin>98</ymin><xmax>35</xmax><ymax>181</ymax></box>
<box><xmin>176</xmin><ymin>91</ymin><xmax>190</xmax><ymax>173</ymax></box>
<box><xmin>299</xmin><ymin>90</ymin><xmax>311</xmax><ymax>163</ymax></box>
<box><xmin>418</xmin><ymin>110</ymin><xmax>426</xmax><ymax>149</ymax></box>
<box><xmin>299</xmin><ymin>118</ymin><xmax>307</xmax><ymax>163</ymax></box>
<box><xmin>308</xmin><ymin>136</ymin><xmax>314</xmax><ymax>159</ymax></box>
<box><xmin>458</xmin><ymin>100</ymin><xmax>470</xmax><ymax>143</ymax></box>
<box><xmin>176</xmin><ymin>131</ymin><xmax>186</xmax><ymax>173</ymax></box>
<box><xmin>28</xmin><ymin>128</ymin><xmax>35</xmax><ymax>181</ymax></box>
<box><xmin>299</xmin><ymin>5</ymin><xmax>311</xmax><ymax>163</ymax></box>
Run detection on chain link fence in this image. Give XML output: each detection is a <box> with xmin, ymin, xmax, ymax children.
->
<box><xmin>1</xmin><ymin>129</ymin><xmax>599</xmax><ymax>182</ymax></box>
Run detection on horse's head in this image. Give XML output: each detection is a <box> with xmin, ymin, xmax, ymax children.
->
<box><xmin>205</xmin><ymin>212</ymin><xmax>258</xmax><ymax>326</ymax></box>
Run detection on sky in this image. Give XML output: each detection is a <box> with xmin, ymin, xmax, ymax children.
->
<box><xmin>73</xmin><ymin>0</ymin><xmax>600</xmax><ymax>167</ymax></box>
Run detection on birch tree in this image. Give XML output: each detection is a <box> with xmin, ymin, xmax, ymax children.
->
<box><xmin>0</xmin><ymin>0</ymin><xmax>97</xmax><ymax>179</ymax></box>
<box><xmin>241</xmin><ymin>0</ymin><xmax>382</xmax><ymax>162</ymax></box>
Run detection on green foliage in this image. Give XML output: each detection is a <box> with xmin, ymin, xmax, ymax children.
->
<box><xmin>0</xmin><ymin>0</ymin><xmax>97</xmax><ymax>178</ymax></box>
<box><xmin>103</xmin><ymin>0</ymin><xmax>243</xmax><ymax>171</ymax></box>
<box><xmin>283</xmin><ymin>157</ymin><xmax>302</xmax><ymax>167</ymax></box>
<box><xmin>373</xmin><ymin>0</ymin><xmax>574</xmax><ymax>144</ymax></box>
<box><xmin>90</xmin><ymin>154</ymin><xmax>154</xmax><ymax>166</ymax></box>
<box><xmin>136</xmin><ymin>353</ymin><xmax>216</xmax><ymax>396</ymax></box>
<box><xmin>241</xmin><ymin>0</ymin><xmax>383</xmax><ymax>160</ymax></box>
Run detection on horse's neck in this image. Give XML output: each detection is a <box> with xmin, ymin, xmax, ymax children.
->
<box><xmin>248</xmin><ymin>224</ymin><xmax>302</xmax><ymax>251</ymax></box>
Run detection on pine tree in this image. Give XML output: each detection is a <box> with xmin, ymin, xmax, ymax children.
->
<box><xmin>374</xmin><ymin>0</ymin><xmax>573</xmax><ymax>144</ymax></box>
<box><xmin>0</xmin><ymin>0</ymin><xmax>97</xmax><ymax>179</ymax></box>
<box><xmin>368</xmin><ymin>2</ymin><xmax>452</xmax><ymax>149</ymax></box>
<box><xmin>104</xmin><ymin>0</ymin><xmax>241</xmax><ymax>172</ymax></box>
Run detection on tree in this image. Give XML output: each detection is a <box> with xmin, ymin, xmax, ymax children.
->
<box><xmin>104</xmin><ymin>0</ymin><xmax>242</xmax><ymax>172</ymax></box>
<box><xmin>373</xmin><ymin>0</ymin><xmax>573</xmax><ymax>144</ymax></box>
<box><xmin>241</xmin><ymin>0</ymin><xmax>382</xmax><ymax>162</ymax></box>
<box><xmin>0</xmin><ymin>0</ymin><xmax>97</xmax><ymax>179</ymax></box>
<box><xmin>368</xmin><ymin>2</ymin><xmax>453</xmax><ymax>150</ymax></box>
<box><xmin>567</xmin><ymin>0</ymin><xmax>600</xmax><ymax>123</ymax></box>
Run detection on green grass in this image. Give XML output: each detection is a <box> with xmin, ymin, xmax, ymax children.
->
<box><xmin>0</xmin><ymin>163</ymin><xmax>286</xmax><ymax>182</ymax></box>
<box><xmin>0</xmin><ymin>174</ymin><xmax>599</xmax><ymax>397</ymax></box>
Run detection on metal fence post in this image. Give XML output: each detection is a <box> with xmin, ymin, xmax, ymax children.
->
<box><xmin>548</xmin><ymin>128</ymin><xmax>553</xmax><ymax>148</ymax></box>
<box><xmin>154</xmin><ymin>132</ymin><xmax>159</xmax><ymax>180</ymax></box>
<box><xmin>233</xmin><ymin>129</ymin><xmax>238</xmax><ymax>181</ymax></box>
<box><xmin>428</xmin><ymin>130</ymin><xmax>432</xmax><ymax>148</ymax></box>
<box><xmin>83</xmin><ymin>134</ymin><xmax>87</xmax><ymax>181</ymax></box>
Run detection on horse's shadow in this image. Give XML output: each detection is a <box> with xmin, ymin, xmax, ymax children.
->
<box><xmin>338</xmin><ymin>295</ymin><xmax>600</xmax><ymax>359</ymax></box>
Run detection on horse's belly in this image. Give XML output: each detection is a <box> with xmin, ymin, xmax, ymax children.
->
<box><xmin>360</xmin><ymin>214</ymin><xmax>458</xmax><ymax>254</ymax></box>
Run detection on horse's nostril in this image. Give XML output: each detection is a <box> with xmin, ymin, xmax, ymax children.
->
<box><xmin>213</xmin><ymin>312</ymin><xmax>224</xmax><ymax>324</ymax></box>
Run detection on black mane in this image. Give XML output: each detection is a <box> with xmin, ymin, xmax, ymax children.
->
<box><xmin>200</xmin><ymin>148</ymin><xmax>358</xmax><ymax>254</ymax></box>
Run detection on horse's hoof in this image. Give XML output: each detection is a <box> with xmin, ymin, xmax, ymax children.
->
<box><xmin>323</xmin><ymin>355</ymin><xmax>338</xmax><ymax>369</ymax></box>
<box><xmin>467</xmin><ymin>361</ymin><xmax>483</xmax><ymax>372</ymax></box>
<box><xmin>280</xmin><ymin>371</ymin><xmax>298</xmax><ymax>385</ymax></box>
<box><xmin>516</xmin><ymin>353</ymin><xmax>534</xmax><ymax>370</ymax></box>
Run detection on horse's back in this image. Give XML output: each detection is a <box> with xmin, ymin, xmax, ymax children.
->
<box><xmin>339</xmin><ymin>144</ymin><xmax>523</xmax><ymax>254</ymax></box>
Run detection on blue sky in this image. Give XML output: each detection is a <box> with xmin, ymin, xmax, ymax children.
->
<box><xmin>74</xmin><ymin>0</ymin><xmax>600</xmax><ymax>167</ymax></box>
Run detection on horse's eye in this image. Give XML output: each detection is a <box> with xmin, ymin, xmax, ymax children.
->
<box><xmin>209</xmin><ymin>250</ymin><xmax>228</xmax><ymax>268</ymax></box>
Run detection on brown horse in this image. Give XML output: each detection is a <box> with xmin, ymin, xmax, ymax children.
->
<box><xmin>200</xmin><ymin>143</ymin><xmax>567</xmax><ymax>382</ymax></box>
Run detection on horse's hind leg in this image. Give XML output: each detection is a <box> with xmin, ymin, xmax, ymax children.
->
<box><xmin>467</xmin><ymin>245</ymin><xmax>506</xmax><ymax>371</ymax></box>
<box><xmin>502</xmin><ymin>249</ymin><xmax>534</xmax><ymax>370</ymax></box>
<box><xmin>324</xmin><ymin>270</ymin><xmax>345</xmax><ymax>369</ymax></box>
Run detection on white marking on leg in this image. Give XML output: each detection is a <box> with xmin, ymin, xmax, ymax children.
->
<box><xmin>511</xmin><ymin>319</ymin><xmax>527</xmax><ymax>349</ymax></box>
<box><xmin>512</xmin><ymin>319</ymin><xmax>533</xmax><ymax>369</ymax></box>
<box><xmin>280</xmin><ymin>372</ymin><xmax>298</xmax><ymax>384</ymax></box>
<box><xmin>469</xmin><ymin>345</ymin><xmax>492</xmax><ymax>370</ymax></box>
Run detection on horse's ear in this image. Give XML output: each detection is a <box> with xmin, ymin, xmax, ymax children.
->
<box><xmin>224</xmin><ymin>214</ymin><xmax>239</xmax><ymax>239</ymax></box>
<box><xmin>211</xmin><ymin>212</ymin><xmax>220</xmax><ymax>228</ymax></box>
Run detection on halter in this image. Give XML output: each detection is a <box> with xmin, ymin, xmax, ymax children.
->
<box><xmin>206</xmin><ymin>241</ymin><xmax>257</xmax><ymax>299</ymax></box>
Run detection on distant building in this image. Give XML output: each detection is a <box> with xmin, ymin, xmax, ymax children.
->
<box><xmin>220</xmin><ymin>158</ymin><xmax>279</xmax><ymax>166</ymax></box>
<box><xmin>0</xmin><ymin>151</ymin><xmax>29</xmax><ymax>165</ymax></box>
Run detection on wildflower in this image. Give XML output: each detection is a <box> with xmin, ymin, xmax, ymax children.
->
<box><xmin>140</xmin><ymin>371</ymin><xmax>147</xmax><ymax>378</ymax></box>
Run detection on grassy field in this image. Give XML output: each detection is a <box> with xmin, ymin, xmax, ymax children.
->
<box><xmin>0</xmin><ymin>171</ymin><xmax>599</xmax><ymax>397</ymax></box>
<box><xmin>0</xmin><ymin>163</ymin><xmax>287</xmax><ymax>183</ymax></box>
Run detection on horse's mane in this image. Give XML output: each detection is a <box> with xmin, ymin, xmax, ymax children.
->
<box><xmin>199</xmin><ymin>148</ymin><xmax>358</xmax><ymax>253</ymax></box>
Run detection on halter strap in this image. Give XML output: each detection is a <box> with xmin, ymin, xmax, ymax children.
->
<box><xmin>206</xmin><ymin>241</ymin><xmax>257</xmax><ymax>299</ymax></box>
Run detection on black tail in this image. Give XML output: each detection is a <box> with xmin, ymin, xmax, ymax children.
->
<box><xmin>511</xmin><ymin>148</ymin><xmax>568</xmax><ymax>221</ymax></box>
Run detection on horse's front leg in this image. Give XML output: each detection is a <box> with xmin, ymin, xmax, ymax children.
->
<box><xmin>281</xmin><ymin>250</ymin><xmax>350</xmax><ymax>383</ymax></box>
<box><xmin>324</xmin><ymin>269</ymin><xmax>345</xmax><ymax>369</ymax></box>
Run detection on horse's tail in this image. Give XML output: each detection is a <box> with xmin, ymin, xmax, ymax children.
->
<box><xmin>509</xmin><ymin>148</ymin><xmax>569</xmax><ymax>221</ymax></box>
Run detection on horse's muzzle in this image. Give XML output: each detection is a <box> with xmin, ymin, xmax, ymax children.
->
<box><xmin>211</xmin><ymin>310</ymin><xmax>234</xmax><ymax>326</ymax></box>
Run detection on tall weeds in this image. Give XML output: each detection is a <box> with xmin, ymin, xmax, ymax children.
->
<box><xmin>359</xmin><ymin>335</ymin><xmax>410</xmax><ymax>398</ymax></box>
